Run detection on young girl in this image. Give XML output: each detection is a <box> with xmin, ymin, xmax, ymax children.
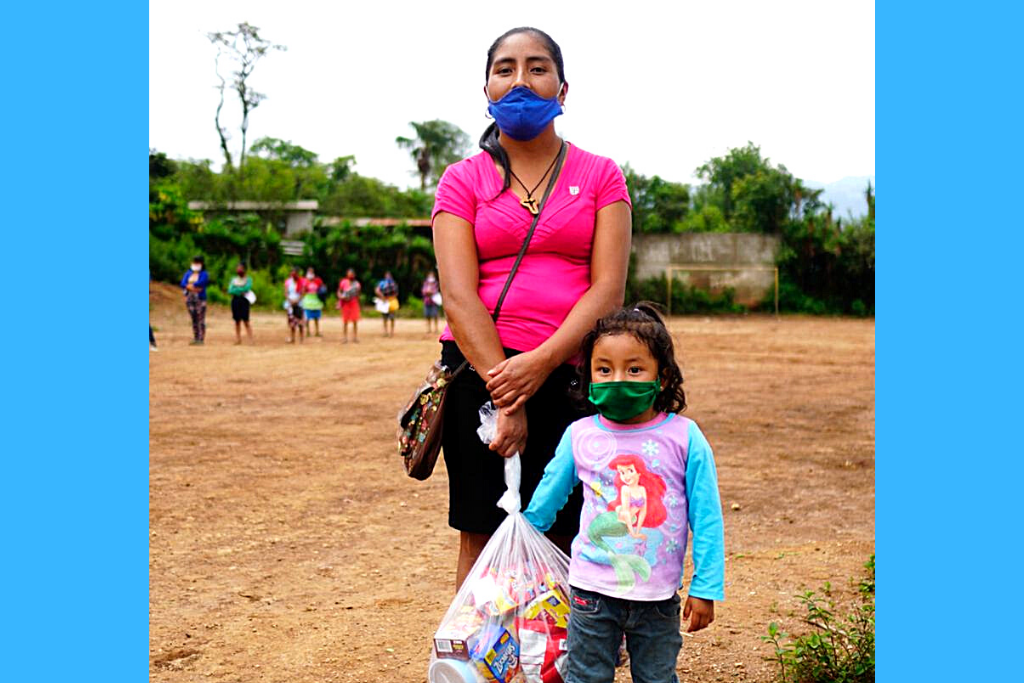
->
<box><xmin>524</xmin><ymin>303</ymin><xmax>725</xmax><ymax>683</ymax></box>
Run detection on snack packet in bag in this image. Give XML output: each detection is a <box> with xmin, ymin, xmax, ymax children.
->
<box><xmin>428</xmin><ymin>403</ymin><xmax>571</xmax><ymax>683</ymax></box>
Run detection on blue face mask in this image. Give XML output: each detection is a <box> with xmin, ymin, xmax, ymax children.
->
<box><xmin>487</xmin><ymin>85</ymin><xmax>563</xmax><ymax>141</ymax></box>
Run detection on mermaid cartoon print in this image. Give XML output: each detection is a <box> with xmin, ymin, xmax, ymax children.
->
<box><xmin>608</xmin><ymin>453</ymin><xmax>667</xmax><ymax>538</ymax></box>
<box><xmin>583</xmin><ymin>453</ymin><xmax>669</xmax><ymax>592</ymax></box>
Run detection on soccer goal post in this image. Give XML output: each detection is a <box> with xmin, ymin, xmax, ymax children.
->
<box><xmin>665</xmin><ymin>265</ymin><xmax>779</xmax><ymax>317</ymax></box>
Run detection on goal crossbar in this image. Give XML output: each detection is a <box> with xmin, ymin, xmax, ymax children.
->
<box><xmin>665</xmin><ymin>264</ymin><xmax>779</xmax><ymax>317</ymax></box>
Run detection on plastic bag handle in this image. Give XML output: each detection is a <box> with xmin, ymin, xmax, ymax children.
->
<box><xmin>477</xmin><ymin>401</ymin><xmax>521</xmax><ymax>514</ymax></box>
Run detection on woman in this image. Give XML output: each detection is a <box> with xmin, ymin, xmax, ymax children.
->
<box><xmin>180</xmin><ymin>255</ymin><xmax>210</xmax><ymax>346</ymax></box>
<box><xmin>432</xmin><ymin>26</ymin><xmax>632</xmax><ymax>588</ymax></box>
<box><xmin>421</xmin><ymin>270</ymin><xmax>441</xmax><ymax>334</ymax></box>
<box><xmin>337</xmin><ymin>268</ymin><xmax>362</xmax><ymax>343</ymax></box>
<box><xmin>374</xmin><ymin>271</ymin><xmax>399</xmax><ymax>338</ymax></box>
<box><xmin>300</xmin><ymin>267</ymin><xmax>325</xmax><ymax>338</ymax></box>
<box><xmin>227</xmin><ymin>263</ymin><xmax>254</xmax><ymax>345</ymax></box>
<box><xmin>284</xmin><ymin>268</ymin><xmax>305</xmax><ymax>344</ymax></box>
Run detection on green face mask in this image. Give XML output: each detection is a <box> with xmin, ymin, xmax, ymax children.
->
<box><xmin>588</xmin><ymin>380</ymin><xmax>661</xmax><ymax>421</ymax></box>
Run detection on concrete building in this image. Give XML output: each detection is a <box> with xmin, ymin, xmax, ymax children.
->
<box><xmin>186</xmin><ymin>200</ymin><xmax>318</xmax><ymax>237</ymax></box>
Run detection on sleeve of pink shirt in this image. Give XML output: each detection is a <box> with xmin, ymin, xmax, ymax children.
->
<box><xmin>594</xmin><ymin>157</ymin><xmax>632</xmax><ymax>211</ymax></box>
<box><xmin>431</xmin><ymin>160</ymin><xmax>477</xmax><ymax>226</ymax></box>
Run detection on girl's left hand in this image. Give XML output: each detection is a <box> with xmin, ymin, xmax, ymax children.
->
<box><xmin>683</xmin><ymin>596</ymin><xmax>715</xmax><ymax>632</ymax></box>
<box><xmin>485</xmin><ymin>351</ymin><xmax>551</xmax><ymax>413</ymax></box>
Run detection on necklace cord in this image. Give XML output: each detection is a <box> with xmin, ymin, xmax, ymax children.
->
<box><xmin>508</xmin><ymin>142</ymin><xmax>563</xmax><ymax>200</ymax></box>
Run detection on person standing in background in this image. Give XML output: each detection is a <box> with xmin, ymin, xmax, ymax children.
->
<box><xmin>149</xmin><ymin>271</ymin><xmax>158</xmax><ymax>351</ymax></box>
<box><xmin>284</xmin><ymin>268</ymin><xmax>305</xmax><ymax>344</ymax></box>
<box><xmin>180</xmin><ymin>255</ymin><xmax>209</xmax><ymax>346</ymax></box>
<box><xmin>375</xmin><ymin>271</ymin><xmax>399</xmax><ymax>338</ymax></box>
<box><xmin>337</xmin><ymin>268</ymin><xmax>362</xmax><ymax>343</ymax></box>
<box><xmin>228</xmin><ymin>263</ymin><xmax>254</xmax><ymax>345</ymax></box>
<box><xmin>301</xmin><ymin>266</ymin><xmax>325</xmax><ymax>338</ymax></box>
<box><xmin>421</xmin><ymin>270</ymin><xmax>441</xmax><ymax>334</ymax></box>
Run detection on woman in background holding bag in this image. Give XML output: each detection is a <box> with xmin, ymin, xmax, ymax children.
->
<box><xmin>227</xmin><ymin>263</ymin><xmax>254</xmax><ymax>345</ymax></box>
<box><xmin>337</xmin><ymin>268</ymin><xmax>362</xmax><ymax>343</ymax></box>
<box><xmin>432</xmin><ymin>26</ymin><xmax>632</xmax><ymax>588</ymax></box>
<box><xmin>421</xmin><ymin>270</ymin><xmax>441</xmax><ymax>334</ymax></box>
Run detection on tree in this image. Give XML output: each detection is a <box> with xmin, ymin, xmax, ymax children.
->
<box><xmin>696</xmin><ymin>142</ymin><xmax>768</xmax><ymax>222</ymax></box>
<box><xmin>149</xmin><ymin>149</ymin><xmax>178</xmax><ymax>182</ymax></box>
<box><xmin>328</xmin><ymin>155</ymin><xmax>357</xmax><ymax>183</ymax></box>
<box><xmin>395</xmin><ymin>120</ymin><xmax>471</xmax><ymax>191</ymax></box>
<box><xmin>696</xmin><ymin>142</ymin><xmax>822</xmax><ymax>234</ymax></box>
<box><xmin>249</xmin><ymin>136</ymin><xmax>319</xmax><ymax>168</ymax></box>
<box><xmin>622</xmin><ymin>164</ymin><xmax>691</xmax><ymax>233</ymax></box>
<box><xmin>207</xmin><ymin>23</ymin><xmax>286</xmax><ymax>173</ymax></box>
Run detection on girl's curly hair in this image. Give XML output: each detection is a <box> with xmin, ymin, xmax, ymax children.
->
<box><xmin>573</xmin><ymin>302</ymin><xmax>686</xmax><ymax>415</ymax></box>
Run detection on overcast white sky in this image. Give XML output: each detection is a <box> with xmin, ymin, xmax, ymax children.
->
<box><xmin>150</xmin><ymin>0</ymin><xmax>874</xmax><ymax>190</ymax></box>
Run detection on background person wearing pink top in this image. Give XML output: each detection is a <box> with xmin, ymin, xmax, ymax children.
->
<box><xmin>432</xmin><ymin>26</ymin><xmax>632</xmax><ymax>589</ymax></box>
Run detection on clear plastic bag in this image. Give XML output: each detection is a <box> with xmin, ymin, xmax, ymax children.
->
<box><xmin>428</xmin><ymin>402</ymin><xmax>572</xmax><ymax>683</ymax></box>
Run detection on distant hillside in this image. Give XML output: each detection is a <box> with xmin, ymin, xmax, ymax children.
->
<box><xmin>804</xmin><ymin>175</ymin><xmax>875</xmax><ymax>219</ymax></box>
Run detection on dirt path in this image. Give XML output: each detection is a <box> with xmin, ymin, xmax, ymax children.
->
<box><xmin>150</xmin><ymin>286</ymin><xmax>874</xmax><ymax>683</ymax></box>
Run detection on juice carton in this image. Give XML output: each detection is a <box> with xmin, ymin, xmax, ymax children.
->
<box><xmin>434</xmin><ymin>605</ymin><xmax>485</xmax><ymax>660</ymax></box>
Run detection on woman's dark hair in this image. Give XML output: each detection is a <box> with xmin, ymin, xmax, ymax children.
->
<box><xmin>192</xmin><ymin>255</ymin><xmax>205</xmax><ymax>267</ymax></box>
<box><xmin>480</xmin><ymin>27</ymin><xmax>566</xmax><ymax>197</ymax></box>
<box><xmin>574</xmin><ymin>302</ymin><xmax>687</xmax><ymax>415</ymax></box>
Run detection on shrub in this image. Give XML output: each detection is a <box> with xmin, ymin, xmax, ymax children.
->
<box><xmin>762</xmin><ymin>555</ymin><xmax>875</xmax><ymax>683</ymax></box>
<box><xmin>773</xmin><ymin>215</ymin><xmax>874</xmax><ymax>316</ymax></box>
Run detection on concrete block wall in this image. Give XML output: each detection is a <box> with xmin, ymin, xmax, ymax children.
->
<box><xmin>632</xmin><ymin>233</ymin><xmax>781</xmax><ymax>306</ymax></box>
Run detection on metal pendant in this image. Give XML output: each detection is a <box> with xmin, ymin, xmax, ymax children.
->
<box><xmin>520</xmin><ymin>197</ymin><xmax>539</xmax><ymax>215</ymax></box>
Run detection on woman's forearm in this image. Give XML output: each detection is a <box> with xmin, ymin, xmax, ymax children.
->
<box><xmin>529</xmin><ymin>278</ymin><xmax>625</xmax><ymax>371</ymax></box>
<box><xmin>444</xmin><ymin>291</ymin><xmax>508</xmax><ymax>383</ymax></box>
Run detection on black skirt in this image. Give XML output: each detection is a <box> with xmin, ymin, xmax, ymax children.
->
<box><xmin>231</xmin><ymin>296</ymin><xmax>251</xmax><ymax>322</ymax></box>
<box><xmin>440</xmin><ymin>340</ymin><xmax>587</xmax><ymax>536</ymax></box>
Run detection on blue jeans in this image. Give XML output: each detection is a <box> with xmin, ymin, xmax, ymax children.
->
<box><xmin>566</xmin><ymin>586</ymin><xmax>683</xmax><ymax>683</ymax></box>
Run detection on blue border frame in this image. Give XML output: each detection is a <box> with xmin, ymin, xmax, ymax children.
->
<box><xmin>878</xmin><ymin>3</ymin><xmax>1022</xmax><ymax>682</ymax></box>
<box><xmin>3</xmin><ymin>4</ymin><xmax>148</xmax><ymax>681</ymax></box>
<box><xmin>9</xmin><ymin>1</ymin><xmax>1022</xmax><ymax>680</ymax></box>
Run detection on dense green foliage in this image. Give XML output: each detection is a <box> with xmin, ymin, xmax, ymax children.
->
<box><xmin>624</xmin><ymin>143</ymin><xmax>874</xmax><ymax>315</ymax></box>
<box><xmin>151</xmin><ymin>137</ymin><xmax>873</xmax><ymax>317</ymax></box>
<box><xmin>762</xmin><ymin>556</ymin><xmax>875</xmax><ymax>683</ymax></box>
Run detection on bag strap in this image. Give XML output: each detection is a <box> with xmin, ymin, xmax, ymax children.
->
<box><xmin>451</xmin><ymin>140</ymin><xmax>568</xmax><ymax>378</ymax></box>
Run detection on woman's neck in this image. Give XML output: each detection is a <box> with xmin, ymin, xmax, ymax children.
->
<box><xmin>498</xmin><ymin>125</ymin><xmax>562</xmax><ymax>163</ymax></box>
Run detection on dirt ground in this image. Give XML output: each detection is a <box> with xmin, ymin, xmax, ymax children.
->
<box><xmin>149</xmin><ymin>283</ymin><xmax>874</xmax><ymax>683</ymax></box>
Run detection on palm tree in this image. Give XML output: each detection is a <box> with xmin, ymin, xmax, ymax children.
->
<box><xmin>395</xmin><ymin>120</ymin><xmax>471</xmax><ymax>191</ymax></box>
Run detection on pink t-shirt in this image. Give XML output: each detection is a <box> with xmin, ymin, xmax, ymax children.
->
<box><xmin>431</xmin><ymin>143</ymin><xmax>631</xmax><ymax>353</ymax></box>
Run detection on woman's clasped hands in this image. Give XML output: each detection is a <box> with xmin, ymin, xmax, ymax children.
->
<box><xmin>485</xmin><ymin>350</ymin><xmax>552</xmax><ymax>413</ymax></box>
<box><xmin>484</xmin><ymin>350</ymin><xmax>553</xmax><ymax>458</ymax></box>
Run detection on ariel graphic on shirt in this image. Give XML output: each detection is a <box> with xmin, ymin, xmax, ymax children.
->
<box><xmin>584</xmin><ymin>454</ymin><xmax>668</xmax><ymax>592</ymax></box>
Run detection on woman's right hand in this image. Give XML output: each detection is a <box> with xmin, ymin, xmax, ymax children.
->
<box><xmin>489</xmin><ymin>406</ymin><xmax>527</xmax><ymax>458</ymax></box>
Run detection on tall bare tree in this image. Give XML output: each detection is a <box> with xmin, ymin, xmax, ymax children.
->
<box><xmin>396</xmin><ymin>120</ymin><xmax>470</xmax><ymax>191</ymax></box>
<box><xmin>207</xmin><ymin>22</ymin><xmax>286</xmax><ymax>172</ymax></box>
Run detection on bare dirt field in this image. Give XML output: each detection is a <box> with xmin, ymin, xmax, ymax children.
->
<box><xmin>150</xmin><ymin>283</ymin><xmax>874</xmax><ymax>683</ymax></box>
